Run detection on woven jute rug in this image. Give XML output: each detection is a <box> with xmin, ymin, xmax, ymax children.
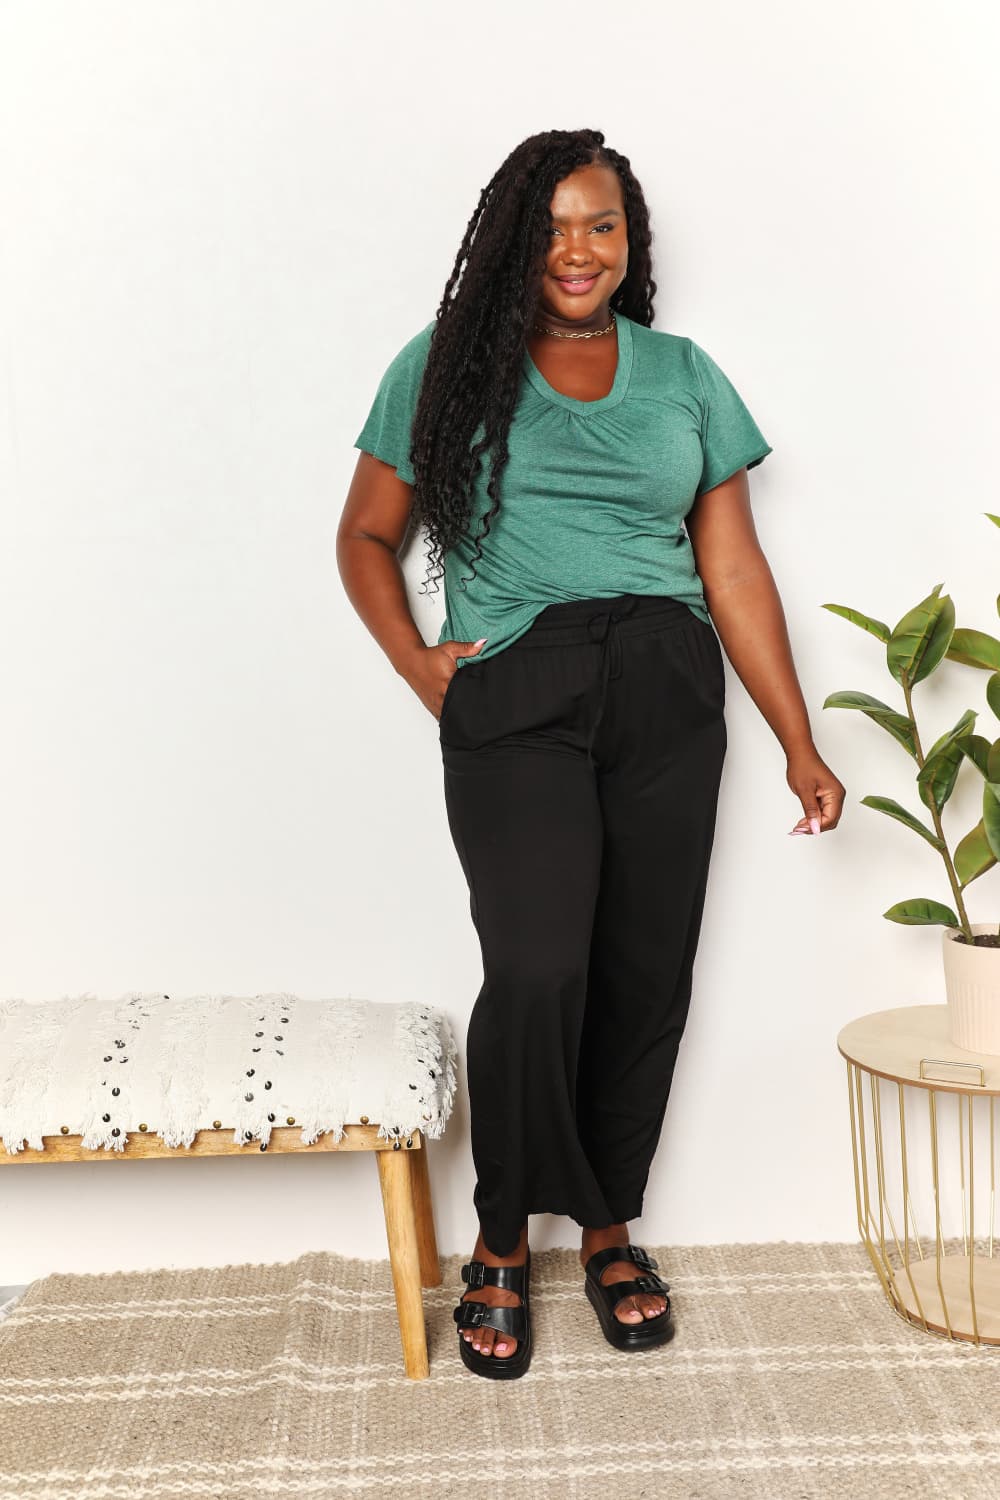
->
<box><xmin>1</xmin><ymin>1240</ymin><xmax>999</xmax><ymax>1500</ymax></box>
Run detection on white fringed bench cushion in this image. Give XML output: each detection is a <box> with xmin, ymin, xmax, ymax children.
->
<box><xmin>0</xmin><ymin>993</ymin><xmax>457</xmax><ymax>1155</ymax></box>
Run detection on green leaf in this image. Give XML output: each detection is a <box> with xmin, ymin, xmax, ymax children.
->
<box><xmin>986</xmin><ymin>513</ymin><xmax>1000</xmax><ymax>531</ymax></box>
<box><xmin>821</xmin><ymin>691</ymin><xmax>917</xmax><ymax>758</ymax></box>
<box><xmin>984</xmin><ymin>781</ymin><xmax>1000</xmax><ymax>862</ymax></box>
<box><xmin>821</xmin><ymin>604</ymin><xmax>890</xmax><ymax>642</ymax></box>
<box><xmin>860</xmin><ymin>795</ymin><xmax>943</xmax><ymax>850</ymax></box>
<box><xmin>988</xmin><ymin>674</ymin><xmax>1000</xmax><ymax>722</ymax></box>
<box><xmin>887</xmin><ymin>586</ymin><xmax>955</xmax><ymax>687</ymax></box>
<box><xmin>916</xmin><ymin>709</ymin><xmax>977</xmax><ymax>813</ymax></box>
<box><xmin>988</xmin><ymin>739</ymin><xmax>1000</xmax><ymax>783</ymax></box>
<box><xmin>956</xmin><ymin>733</ymin><xmax>991</xmax><ymax>778</ymax></box>
<box><xmin>945</xmin><ymin>627</ymin><xmax>1000</xmax><ymax>671</ymax></box>
<box><xmin>955</xmin><ymin>819</ymin><xmax>998</xmax><ymax>888</ymax></box>
<box><xmin>884</xmin><ymin>898</ymin><xmax>960</xmax><ymax>927</ymax></box>
<box><xmin>923</xmin><ymin>709</ymin><xmax>978</xmax><ymax>764</ymax></box>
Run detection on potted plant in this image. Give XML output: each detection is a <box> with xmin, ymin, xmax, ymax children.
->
<box><xmin>824</xmin><ymin>525</ymin><xmax>1000</xmax><ymax>1054</ymax></box>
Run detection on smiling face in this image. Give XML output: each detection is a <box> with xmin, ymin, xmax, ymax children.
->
<box><xmin>533</xmin><ymin>161</ymin><xmax>629</xmax><ymax>332</ymax></box>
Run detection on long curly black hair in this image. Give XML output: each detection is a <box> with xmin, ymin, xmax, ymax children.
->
<box><xmin>409</xmin><ymin>128</ymin><xmax>657</xmax><ymax>600</ymax></box>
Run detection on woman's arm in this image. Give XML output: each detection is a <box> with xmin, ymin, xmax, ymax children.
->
<box><xmin>336</xmin><ymin>452</ymin><xmax>480</xmax><ymax>719</ymax></box>
<box><xmin>685</xmin><ymin>468</ymin><xmax>847</xmax><ymax>833</ymax></box>
<box><xmin>337</xmin><ymin>452</ymin><xmax>427</xmax><ymax>675</ymax></box>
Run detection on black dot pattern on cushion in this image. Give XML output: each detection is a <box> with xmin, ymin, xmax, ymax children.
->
<box><xmin>0</xmin><ymin>993</ymin><xmax>458</xmax><ymax>1155</ymax></box>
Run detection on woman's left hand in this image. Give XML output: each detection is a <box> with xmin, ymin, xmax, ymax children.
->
<box><xmin>786</xmin><ymin>747</ymin><xmax>847</xmax><ymax>836</ymax></box>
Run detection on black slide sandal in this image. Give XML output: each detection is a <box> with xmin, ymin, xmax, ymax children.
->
<box><xmin>583</xmin><ymin>1243</ymin><xmax>675</xmax><ymax>1351</ymax></box>
<box><xmin>453</xmin><ymin>1247</ymin><xmax>532</xmax><ymax>1379</ymax></box>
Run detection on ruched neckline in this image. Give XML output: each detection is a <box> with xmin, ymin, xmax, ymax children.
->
<box><xmin>521</xmin><ymin>312</ymin><xmax>634</xmax><ymax>414</ymax></box>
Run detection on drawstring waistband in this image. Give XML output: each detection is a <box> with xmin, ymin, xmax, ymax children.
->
<box><xmin>503</xmin><ymin>594</ymin><xmax>695</xmax><ymax>674</ymax></box>
<box><xmin>585</xmin><ymin>596</ymin><xmax>640</xmax><ymax>680</ymax></box>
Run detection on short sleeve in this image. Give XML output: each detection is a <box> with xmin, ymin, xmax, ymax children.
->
<box><xmin>687</xmin><ymin>338</ymin><xmax>772</xmax><ymax>496</ymax></box>
<box><xmin>353</xmin><ymin>322</ymin><xmax>434</xmax><ymax>485</ymax></box>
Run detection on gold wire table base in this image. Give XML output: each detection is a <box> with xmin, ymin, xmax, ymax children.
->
<box><xmin>839</xmin><ymin>1006</ymin><xmax>1000</xmax><ymax>1350</ymax></box>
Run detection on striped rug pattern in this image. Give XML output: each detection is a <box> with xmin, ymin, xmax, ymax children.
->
<box><xmin>1</xmin><ymin>1240</ymin><xmax>998</xmax><ymax>1499</ymax></box>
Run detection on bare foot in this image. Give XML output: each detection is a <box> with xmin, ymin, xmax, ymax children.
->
<box><xmin>457</xmin><ymin>1222</ymin><xmax>529</xmax><ymax>1360</ymax></box>
<box><xmin>580</xmin><ymin>1222</ymin><xmax>668</xmax><ymax>1324</ymax></box>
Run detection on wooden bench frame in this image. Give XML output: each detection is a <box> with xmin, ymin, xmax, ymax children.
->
<box><xmin>1</xmin><ymin>1121</ymin><xmax>441</xmax><ymax>1380</ymax></box>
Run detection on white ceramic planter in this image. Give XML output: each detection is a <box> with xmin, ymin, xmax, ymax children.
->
<box><xmin>942</xmin><ymin>923</ymin><xmax>1000</xmax><ymax>1055</ymax></box>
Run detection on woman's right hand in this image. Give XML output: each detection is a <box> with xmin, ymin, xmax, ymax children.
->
<box><xmin>407</xmin><ymin>637</ymin><xmax>488</xmax><ymax>719</ymax></box>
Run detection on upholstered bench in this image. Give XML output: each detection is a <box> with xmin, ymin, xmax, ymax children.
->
<box><xmin>0</xmin><ymin>992</ymin><xmax>457</xmax><ymax>1380</ymax></box>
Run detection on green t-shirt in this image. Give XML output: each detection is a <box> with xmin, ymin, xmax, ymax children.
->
<box><xmin>354</xmin><ymin>311</ymin><xmax>771</xmax><ymax>666</ymax></box>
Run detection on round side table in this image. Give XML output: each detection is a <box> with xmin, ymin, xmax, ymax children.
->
<box><xmin>838</xmin><ymin>1004</ymin><xmax>1000</xmax><ymax>1347</ymax></box>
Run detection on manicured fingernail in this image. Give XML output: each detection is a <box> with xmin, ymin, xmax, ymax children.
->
<box><xmin>474</xmin><ymin>637</ymin><xmax>488</xmax><ymax>648</ymax></box>
<box><xmin>809</xmin><ymin>817</ymin><xmax>821</xmax><ymax>835</ymax></box>
<box><xmin>789</xmin><ymin>829</ymin><xmax>807</xmax><ymax>836</ymax></box>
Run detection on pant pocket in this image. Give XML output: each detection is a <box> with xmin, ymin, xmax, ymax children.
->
<box><xmin>438</xmin><ymin>665</ymin><xmax>462</xmax><ymax>731</ymax></box>
<box><xmin>439</xmin><ymin>656</ymin><xmax>491</xmax><ymax>743</ymax></box>
<box><xmin>693</xmin><ymin>619</ymin><xmax>726</xmax><ymax>708</ymax></box>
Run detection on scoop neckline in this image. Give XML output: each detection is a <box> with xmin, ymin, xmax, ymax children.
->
<box><xmin>522</xmin><ymin>311</ymin><xmax>634</xmax><ymax>414</ymax></box>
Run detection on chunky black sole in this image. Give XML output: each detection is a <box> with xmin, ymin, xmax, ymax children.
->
<box><xmin>454</xmin><ymin>1246</ymin><xmax>532</xmax><ymax>1379</ymax></box>
<box><xmin>583</xmin><ymin>1244</ymin><xmax>675</xmax><ymax>1351</ymax></box>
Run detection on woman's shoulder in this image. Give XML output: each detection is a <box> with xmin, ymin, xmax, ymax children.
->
<box><xmin>625</xmin><ymin>315</ymin><xmax>695</xmax><ymax>354</ymax></box>
<box><xmin>623</xmin><ymin>315</ymin><xmax>699</xmax><ymax>386</ymax></box>
<box><xmin>384</xmin><ymin>317</ymin><xmax>437</xmax><ymax>372</ymax></box>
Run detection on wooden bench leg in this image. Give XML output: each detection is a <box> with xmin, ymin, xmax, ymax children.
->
<box><xmin>375</xmin><ymin>1146</ymin><xmax>429</xmax><ymax>1380</ymax></box>
<box><xmin>410</xmin><ymin>1136</ymin><xmax>442</xmax><ymax>1288</ymax></box>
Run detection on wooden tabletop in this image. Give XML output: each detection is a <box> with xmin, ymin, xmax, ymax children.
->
<box><xmin>837</xmin><ymin>1004</ymin><xmax>1000</xmax><ymax>1094</ymax></box>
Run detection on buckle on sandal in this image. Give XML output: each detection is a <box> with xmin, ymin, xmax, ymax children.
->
<box><xmin>631</xmin><ymin>1246</ymin><xmax>658</xmax><ymax>1272</ymax></box>
<box><xmin>453</xmin><ymin>1300</ymin><xmax>486</xmax><ymax>1326</ymax></box>
<box><xmin>461</xmin><ymin>1260</ymin><xmax>486</xmax><ymax>1288</ymax></box>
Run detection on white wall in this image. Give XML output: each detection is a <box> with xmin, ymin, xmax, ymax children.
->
<box><xmin>1</xmin><ymin>0</ymin><xmax>998</xmax><ymax>1281</ymax></box>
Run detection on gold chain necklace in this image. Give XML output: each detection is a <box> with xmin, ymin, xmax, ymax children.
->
<box><xmin>531</xmin><ymin>312</ymin><xmax>616</xmax><ymax>340</ymax></box>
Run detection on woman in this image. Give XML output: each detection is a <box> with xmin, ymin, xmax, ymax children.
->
<box><xmin>338</xmin><ymin>128</ymin><xmax>846</xmax><ymax>1380</ymax></box>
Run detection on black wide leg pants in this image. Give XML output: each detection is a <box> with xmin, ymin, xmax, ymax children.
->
<box><xmin>438</xmin><ymin>592</ymin><xmax>727</xmax><ymax>1257</ymax></box>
